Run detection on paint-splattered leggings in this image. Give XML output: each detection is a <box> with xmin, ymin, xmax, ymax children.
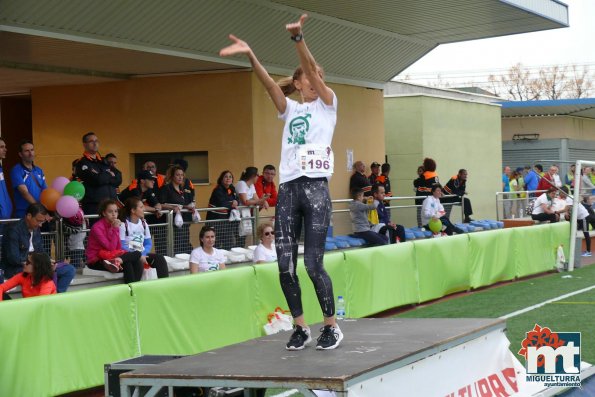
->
<box><xmin>275</xmin><ymin>176</ymin><xmax>335</xmax><ymax>318</ymax></box>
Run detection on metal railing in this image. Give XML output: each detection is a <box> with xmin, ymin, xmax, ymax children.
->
<box><xmin>0</xmin><ymin>193</ymin><xmax>468</xmax><ymax>265</ymax></box>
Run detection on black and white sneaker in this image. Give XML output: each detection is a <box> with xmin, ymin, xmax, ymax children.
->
<box><xmin>316</xmin><ymin>324</ymin><xmax>344</xmax><ymax>350</ymax></box>
<box><xmin>286</xmin><ymin>325</ymin><xmax>312</xmax><ymax>350</ymax></box>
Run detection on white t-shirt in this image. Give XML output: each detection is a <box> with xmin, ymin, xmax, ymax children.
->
<box><xmin>119</xmin><ymin>219</ymin><xmax>151</xmax><ymax>253</ymax></box>
<box><xmin>278</xmin><ymin>92</ymin><xmax>337</xmax><ymax>184</ymax></box>
<box><xmin>565</xmin><ymin>197</ymin><xmax>589</xmax><ymax>220</ymax></box>
<box><xmin>190</xmin><ymin>247</ymin><xmax>226</xmax><ymax>272</ymax></box>
<box><xmin>421</xmin><ymin>196</ymin><xmax>445</xmax><ymax>226</ymax></box>
<box><xmin>532</xmin><ymin>193</ymin><xmax>553</xmax><ymax>215</ymax></box>
<box><xmin>253</xmin><ymin>243</ymin><xmax>277</xmax><ymax>263</ymax></box>
<box><xmin>235</xmin><ymin>180</ymin><xmax>256</xmax><ymax>203</ymax></box>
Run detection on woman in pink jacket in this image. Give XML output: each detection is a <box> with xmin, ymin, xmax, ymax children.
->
<box><xmin>86</xmin><ymin>199</ymin><xmax>142</xmax><ymax>283</ymax></box>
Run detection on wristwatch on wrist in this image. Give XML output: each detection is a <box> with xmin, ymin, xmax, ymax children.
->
<box><xmin>291</xmin><ymin>33</ymin><xmax>303</xmax><ymax>42</ymax></box>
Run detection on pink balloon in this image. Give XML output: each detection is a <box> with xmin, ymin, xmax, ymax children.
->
<box><xmin>51</xmin><ymin>177</ymin><xmax>70</xmax><ymax>194</ymax></box>
<box><xmin>56</xmin><ymin>196</ymin><xmax>79</xmax><ymax>218</ymax></box>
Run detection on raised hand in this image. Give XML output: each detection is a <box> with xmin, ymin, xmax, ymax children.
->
<box><xmin>286</xmin><ymin>14</ymin><xmax>308</xmax><ymax>36</ymax></box>
<box><xmin>219</xmin><ymin>34</ymin><xmax>252</xmax><ymax>57</ymax></box>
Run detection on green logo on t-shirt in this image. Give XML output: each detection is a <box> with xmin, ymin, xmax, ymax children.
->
<box><xmin>288</xmin><ymin>114</ymin><xmax>311</xmax><ymax>144</ymax></box>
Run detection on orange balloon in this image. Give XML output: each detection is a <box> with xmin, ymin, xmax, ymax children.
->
<box><xmin>40</xmin><ymin>188</ymin><xmax>61</xmax><ymax>212</ymax></box>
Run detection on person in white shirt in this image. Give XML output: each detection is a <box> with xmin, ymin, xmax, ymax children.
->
<box><xmin>119</xmin><ymin>197</ymin><xmax>169</xmax><ymax>278</ymax></box>
<box><xmin>236</xmin><ymin>166</ymin><xmax>269</xmax><ymax>247</ymax></box>
<box><xmin>559</xmin><ymin>187</ymin><xmax>595</xmax><ymax>256</ymax></box>
<box><xmin>421</xmin><ymin>184</ymin><xmax>465</xmax><ymax>236</ymax></box>
<box><xmin>220</xmin><ymin>14</ymin><xmax>343</xmax><ymax>351</ymax></box>
<box><xmin>531</xmin><ymin>187</ymin><xmax>560</xmax><ymax>223</ymax></box>
<box><xmin>254</xmin><ymin>222</ymin><xmax>277</xmax><ymax>264</ymax></box>
<box><xmin>189</xmin><ymin>226</ymin><xmax>226</xmax><ymax>273</ymax></box>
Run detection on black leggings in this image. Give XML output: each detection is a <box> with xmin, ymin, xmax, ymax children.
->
<box><xmin>275</xmin><ymin>177</ymin><xmax>335</xmax><ymax>319</ymax></box>
<box><xmin>578</xmin><ymin>215</ymin><xmax>595</xmax><ymax>252</ymax></box>
<box><xmin>146</xmin><ymin>253</ymin><xmax>169</xmax><ymax>278</ymax></box>
<box><xmin>88</xmin><ymin>251</ymin><xmax>142</xmax><ymax>283</ymax></box>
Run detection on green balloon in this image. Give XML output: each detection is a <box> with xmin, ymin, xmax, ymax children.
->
<box><xmin>428</xmin><ymin>218</ymin><xmax>443</xmax><ymax>233</ymax></box>
<box><xmin>63</xmin><ymin>181</ymin><xmax>85</xmax><ymax>201</ymax></box>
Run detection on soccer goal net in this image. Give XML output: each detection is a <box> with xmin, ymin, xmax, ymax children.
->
<box><xmin>568</xmin><ymin>160</ymin><xmax>595</xmax><ymax>271</ymax></box>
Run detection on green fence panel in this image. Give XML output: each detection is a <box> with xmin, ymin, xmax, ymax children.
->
<box><xmin>253</xmin><ymin>252</ymin><xmax>346</xmax><ymax>329</ymax></box>
<box><xmin>414</xmin><ymin>235</ymin><xmax>471</xmax><ymax>303</ymax></box>
<box><xmin>132</xmin><ymin>266</ymin><xmax>260</xmax><ymax>355</ymax></box>
<box><xmin>513</xmin><ymin>224</ymin><xmax>557</xmax><ymax>277</ymax></box>
<box><xmin>549</xmin><ymin>221</ymin><xmax>570</xmax><ymax>259</ymax></box>
<box><xmin>468</xmin><ymin>228</ymin><xmax>516</xmax><ymax>288</ymax></box>
<box><xmin>0</xmin><ymin>285</ymin><xmax>136</xmax><ymax>397</ymax></box>
<box><xmin>344</xmin><ymin>243</ymin><xmax>419</xmax><ymax>318</ymax></box>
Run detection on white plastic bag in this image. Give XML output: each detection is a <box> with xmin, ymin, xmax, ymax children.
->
<box><xmin>238</xmin><ymin>208</ymin><xmax>253</xmax><ymax>236</ymax></box>
<box><xmin>192</xmin><ymin>209</ymin><xmax>201</xmax><ymax>223</ymax></box>
<box><xmin>229</xmin><ymin>209</ymin><xmax>241</xmax><ymax>221</ymax></box>
<box><xmin>141</xmin><ymin>267</ymin><xmax>158</xmax><ymax>281</ymax></box>
<box><xmin>174</xmin><ymin>211</ymin><xmax>183</xmax><ymax>228</ymax></box>
<box><xmin>556</xmin><ymin>244</ymin><xmax>567</xmax><ymax>270</ymax></box>
<box><xmin>263</xmin><ymin>307</ymin><xmax>293</xmax><ymax>335</ymax></box>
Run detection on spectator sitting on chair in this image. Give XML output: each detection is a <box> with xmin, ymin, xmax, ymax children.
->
<box><xmin>0</xmin><ymin>252</ymin><xmax>56</xmax><ymax>301</ymax></box>
<box><xmin>120</xmin><ymin>197</ymin><xmax>169</xmax><ymax>279</ymax></box>
<box><xmin>530</xmin><ymin>187</ymin><xmax>560</xmax><ymax>223</ymax></box>
<box><xmin>255</xmin><ymin>164</ymin><xmax>278</xmax><ymax>207</ymax></box>
<box><xmin>189</xmin><ymin>226</ymin><xmax>226</xmax><ymax>273</ymax></box>
<box><xmin>372</xmin><ymin>184</ymin><xmax>405</xmax><ymax>243</ymax></box>
<box><xmin>0</xmin><ymin>203</ymin><xmax>75</xmax><ymax>292</ymax></box>
<box><xmin>254</xmin><ymin>222</ymin><xmax>277</xmax><ymax>264</ymax></box>
<box><xmin>349</xmin><ymin>189</ymin><xmax>387</xmax><ymax>246</ymax></box>
<box><xmin>443</xmin><ymin>168</ymin><xmax>474</xmax><ymax>223</ymax></box>
<box><xmin>350</xmin><ymin>161</ymin><xmax>372</xmax><ymax>197</ymax></box>
<box><xmin>86</xmin><ymin>199</ymin><xmax>143</xmax><ymax>283</ymax></box>
<box><xmin>421</xmin><ymin>184</ymin><xmax>465</xmax><ymax>236</ymax></box>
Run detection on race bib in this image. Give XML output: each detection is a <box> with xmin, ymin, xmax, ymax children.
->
<box><xmin>298</xmin><ymin>144</ymin><xmax>334</xmax><ymax>175</ymax></box>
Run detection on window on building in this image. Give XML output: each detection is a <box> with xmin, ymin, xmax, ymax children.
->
<box><xmin>133</xmin><ymin>152</ymin><xmax>209</xmax><ymax>184</ymax></box>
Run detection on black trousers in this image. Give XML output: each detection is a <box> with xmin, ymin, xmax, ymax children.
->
<box><xmin>146</xmin><ymin>253</ymin><xmax>169</xmax><ymax>278</ymax></box>
<box><xmin>275</xmin><ymin>177</ymin><xmax>335</xmax><ymax>319</ymax></box>
<box><xmin>88</xmin><ymin>251</ymin><xmax>142</xmax><ymax>283</ymax></box>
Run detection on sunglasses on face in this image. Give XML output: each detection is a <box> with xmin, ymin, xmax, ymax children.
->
<box><xmin>264</xmin><ymin>231</ymin><xmax>274</xmax><ymax>236</ymax></box>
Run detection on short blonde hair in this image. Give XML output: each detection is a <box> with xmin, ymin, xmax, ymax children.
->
<box><xmin>256</xmin><ymin>222</ymin><xmax>274</xmax><ymax>241</ymax></box>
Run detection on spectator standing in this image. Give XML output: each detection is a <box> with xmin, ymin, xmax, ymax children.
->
<box><xmin>565</xmin><ymin>164</ymin><xmax>576</xmax><ymax>189</ymax></box>
<box><xmin>0</xmin><ymin>252</ymin><xmax>56</xmax><ymax>301</ymax></box>
<box><xmin>236</xmin><ymin>166</ymin><xmax>269</xmax><ymax>247</ymax></box>
<box><xmin>524</xmin><ymin>164</ymin><xmax>542</xmax><ymax>196</ymax></box>
<box><xmin>537</xmin><ymin>166</ymin><xmax>558</xmax><ymax>192</ymax></box>
<box><xmin>75</xmin><ymin>132</ymin><xmax>120</xmax><ymax>215</ymax></box>
<box><xmin>119</xmin><ymin>197</ymin><xmax>168</xmax><ymax>279</ymax></box>
<box><xmin>189</xmin><ymin>226</ymin><xmax>226</xmax><ymax>273</ymax></box>
<box><xmin>0</xmin><ymin>203</ymin><xmax>75</xmax><ymax>292</ymax></box>
<box><xmin>350</xmin><ymin>161</ymin><xmax>372</xmax><ymax>196</ymax></box>
<box><xmin>415</xmin><ymin>158</ymin><xmax>439</xmax><ymax>227</ymax></box>
<box><xmin>443</xmin><ymin>169</ymin><xmax>474</xmax><ymax>223</ymax></box>
<box><xmin>254</xmin><ymin>222</ymin><xmax>277</xmax><ymax>263</ymax></box>
<box><xmin>515</xmin><ymin>167</ymin><xmax>527</xmax><ymax>217</ymax></box>
<box><xmin>255</xmin><ymin>165</ymin><xmax>278</xmax><ymax>207</ymax></box>
<box><xmin>104</xmin><ymin>153</ymin><xmax>123</xmax><ymax>195</ymax></box>
<box><xmin>502</xmin><ymin>166</ymin><xmax>512</xmax><ymax>219</ymax></box>
<box><xmin>10</xmin><ymin>140</ymin><xmax>47</xmax><ymax>218</ymax></box>
<box><xmin>582</xmin><ymin>167</ymin><xmax>595</xmax><ymax>195</ymax></box>
<box><xmin>128</xmin><ymin>161</ymin><xmax>166</xmax><ymax>191</ymax></box>
<box><xmin>86</xmin><ymin>199</ymin><xmax>143</xmax><ymax>283</ymax></box>
<box><xmin>207</xmin><ymin>170</ymin><xmax>239</xmax><ymax>251</ymax></box>
<box><xmin>376</xmin><ymin>163</ymin><xmax>392</xmax><ymax>201</ymax></box>
<box><xmin>160</xmin><ymin>165</ymin><xmax>195</xmax><ymax>255</ymax></box>
<box><xmin>368</xmin><ymin>162</ymin><xmax>380</xmax><ymax>185</ymax></box>
<box><xmin>0</xmin><ymin>137</ymin><xmax>13</xmax><ymax>225</ymax></box>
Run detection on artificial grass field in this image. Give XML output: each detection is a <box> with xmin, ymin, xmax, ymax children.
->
<box><xmin>265</xmin><ymin>265</ymin><xmax>595</xmax><ymax>397</ymax></box>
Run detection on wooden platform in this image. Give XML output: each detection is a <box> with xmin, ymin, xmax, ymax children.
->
<box><xmin>119</xmin><ymin>318</ymin><xmax>505</xmax><ymax>396</ymax></box>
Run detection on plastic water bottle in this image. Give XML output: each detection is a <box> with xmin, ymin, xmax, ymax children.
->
<box><xmin>336</xmin><ymin>296</ymin><xmax>346</xmax><ymax>319</ymax></box>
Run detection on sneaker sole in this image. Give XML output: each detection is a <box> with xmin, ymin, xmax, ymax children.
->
<box><xmin>286</xmin><ymin>335</ymin><xmax>312</xmax><ymax>351</ymax></box>
<box><xmin>316</xmin><ymin>332</ymin><xmax>344</xmax><ymax>350</ymax></box>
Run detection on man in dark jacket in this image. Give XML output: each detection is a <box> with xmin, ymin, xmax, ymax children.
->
<box><xmin>443</xmin><ymin>169</ymin><xmax>474</xmax><ymax>223</ymax></box>
<box><xmin>0</xmin><ymin>203</ymin><xmax>75</xmax><ymax>293</ymax></box>
<box><xmin>75</xmin><ymin>132</ymin><xmax>121</xmax><ymax>215</ymax></box>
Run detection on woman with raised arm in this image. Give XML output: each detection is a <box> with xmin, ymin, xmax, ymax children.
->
<box><xmin>220</xmin><ymin>14</ymin><xmax>343</xmax><ymax>350</ymax></box>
